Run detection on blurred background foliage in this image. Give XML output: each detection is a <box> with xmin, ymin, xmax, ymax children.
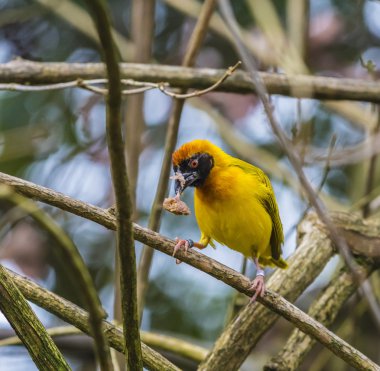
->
<box><xmin>0</xmin><ymin>0</ymin><xmax>380</xmax><ymax>370</ymax></box>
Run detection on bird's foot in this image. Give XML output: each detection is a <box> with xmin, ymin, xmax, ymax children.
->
<box><xmin>250</xmin><ymin>272</ymin><xmax>266</xmax><ymax>302</ymax></box>
<box><xmin>173</xmin><ymin>238</ymin><xmax>194</xmax><ymax>264</ymax></box>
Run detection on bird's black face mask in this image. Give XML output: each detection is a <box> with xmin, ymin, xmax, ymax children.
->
<box><xmin>173</xmin><ymin>152</ymin><xmax>214</xmax><ymax>195</ymax></box>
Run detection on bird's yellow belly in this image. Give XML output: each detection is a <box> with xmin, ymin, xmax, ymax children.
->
<box><xmin>195</xmin><ymin>190</ymin><xmax>272</xmax><ymax>258</ymax></box>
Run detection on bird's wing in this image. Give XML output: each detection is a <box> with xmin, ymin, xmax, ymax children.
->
<box><xmin>231</xmin><ymin>158</ymin><xmax>284</xmax><ymax>260</ymax></box>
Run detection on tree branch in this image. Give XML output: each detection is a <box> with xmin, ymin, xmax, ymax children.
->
<box><xmin>0</xmin><ymin>171</ymin><xmax>379</xmax><ymax>370</ymax></box>
<box><xmin>84</xmin><ymin>0</ymin><xmax>142</xmax><ymax>369</ymax></box>
<box><xmin>4</xmin><ymin>269</ymin><xmax>180</xmax><ymax>371</ymax></box>
<box><xmin>0</xmin><ymin>265</ymin><xmax>70</xmax><ymax>370</ymax></box>
<box><xmin>1</xmin><ymin>60</ymin><xmax>380</xmax><ymax>105</ymax></box>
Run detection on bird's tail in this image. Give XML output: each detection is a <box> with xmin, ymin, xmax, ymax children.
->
<box><xmin>272</xmin><ymin>257</ymin><xmax>288</xmax><ymax>269</ymax></box>
<box><xmin>258</xmin><ymin>256</ymin><xmax>288</xmax><ymax>269</ymax></box>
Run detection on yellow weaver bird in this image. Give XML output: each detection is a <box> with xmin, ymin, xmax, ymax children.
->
<box><xmin>171</xmin><ymin>139</ymin><xmax>287</xmax><ymax>300</ymax></box>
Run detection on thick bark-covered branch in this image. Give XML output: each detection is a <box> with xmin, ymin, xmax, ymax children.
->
<box><xmin>1</xmin><ymin>60</ymin><xmax>380</xmax><ymax>103</ymax></box>
<box><xmin>5</xmin><ymin>269</ymin><xmax>179</xmax><ymax>371</ymax></box>
<box><xmin>0</xmin><ymin>171</ymin><xmax>379</xmax><ymax>369</ymax></box>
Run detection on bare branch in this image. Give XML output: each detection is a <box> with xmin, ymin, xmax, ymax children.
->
<box><xmin>157</xmin><ymin>61</ymin><xmax>241</xmax><ymax>98</ymax></box>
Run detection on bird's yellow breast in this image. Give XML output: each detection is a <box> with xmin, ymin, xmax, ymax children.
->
<box><xmin>194</xmin><ymin>165</ymin><xmax>272</xmax><ymax>258</ymax></box>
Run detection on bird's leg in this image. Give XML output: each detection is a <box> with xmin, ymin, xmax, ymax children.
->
<box><xmin>250</xmin><ymin>258</ymin><xmax>266</xmax><ymax>302</ymax></box>
<box><xmin>173</xmin><ymin>238</ymin><xmax>206</xmax><ymax>264</ymax></box>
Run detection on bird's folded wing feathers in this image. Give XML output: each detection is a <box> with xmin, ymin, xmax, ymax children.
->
<box><xmin>230</xmin><ymin>158</ymin><xmax>284</xmax><ymax>260</ymax></box>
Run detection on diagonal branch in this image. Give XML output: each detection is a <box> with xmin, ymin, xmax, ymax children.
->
<box><xmin>84</xmin><ymin>0</ymin><xmax>142</xmax><ymax>369</ymax></box>
<box><xmin>0</xmin><ymin>171</ymin><xmax>379</xmax><ymax>370</ymax></box>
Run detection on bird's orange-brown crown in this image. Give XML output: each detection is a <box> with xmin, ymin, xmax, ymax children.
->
<box><xmin>172</xmin><ymin>140</ymin><xmax>228</xmax><ymax>167</ymax></box>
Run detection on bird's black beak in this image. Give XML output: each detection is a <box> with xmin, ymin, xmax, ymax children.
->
<box><xmin>174</xmin><ymin>171</ymin><xmax>200</xmax><ymax>195</ymax></box>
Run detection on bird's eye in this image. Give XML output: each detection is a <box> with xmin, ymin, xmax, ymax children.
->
<box><xmin>189</xmin><ymin>159</ymin><xmax>198</xmax><ymax>168</ymax></box>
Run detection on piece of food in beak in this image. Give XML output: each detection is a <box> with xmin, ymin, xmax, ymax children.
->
<box><xmin>163</xmin><ymin>193</ymin><xmax>191</xmax><ymax>215</ymax></box>
<box><xmin>171</xmin><ymin>172</ymin><xmax>186</xmax><ymax>194</ymax></box>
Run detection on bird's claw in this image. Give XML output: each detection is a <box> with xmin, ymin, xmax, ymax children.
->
<box><xmin>173</xmin><ymin>237</ymin><xmax>191</xmax><ymax>264</ymax></box>
<box><xmin>250</xmin><ymin>275</ymin><xmax>266</xmax><ymax>303</ymax></box>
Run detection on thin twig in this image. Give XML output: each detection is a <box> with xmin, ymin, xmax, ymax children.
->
<box><xmin>218</xmin><ymin>0</ymin><xmax>380</xmax><ymax>331</ymax></box>
<box><xmin>136</xmin><ymin>0</ymin><xmax>217</xmax><ymax>322</ymax></box>
<box><xmin>157</xmin><ymin>61</ymin><xmax>241</xmax><ymax>98</ymax></box>
<box><xmin>84</xmin><ymin>0</ymin><xmax>142</xmax><ymax>369</ymax></box>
